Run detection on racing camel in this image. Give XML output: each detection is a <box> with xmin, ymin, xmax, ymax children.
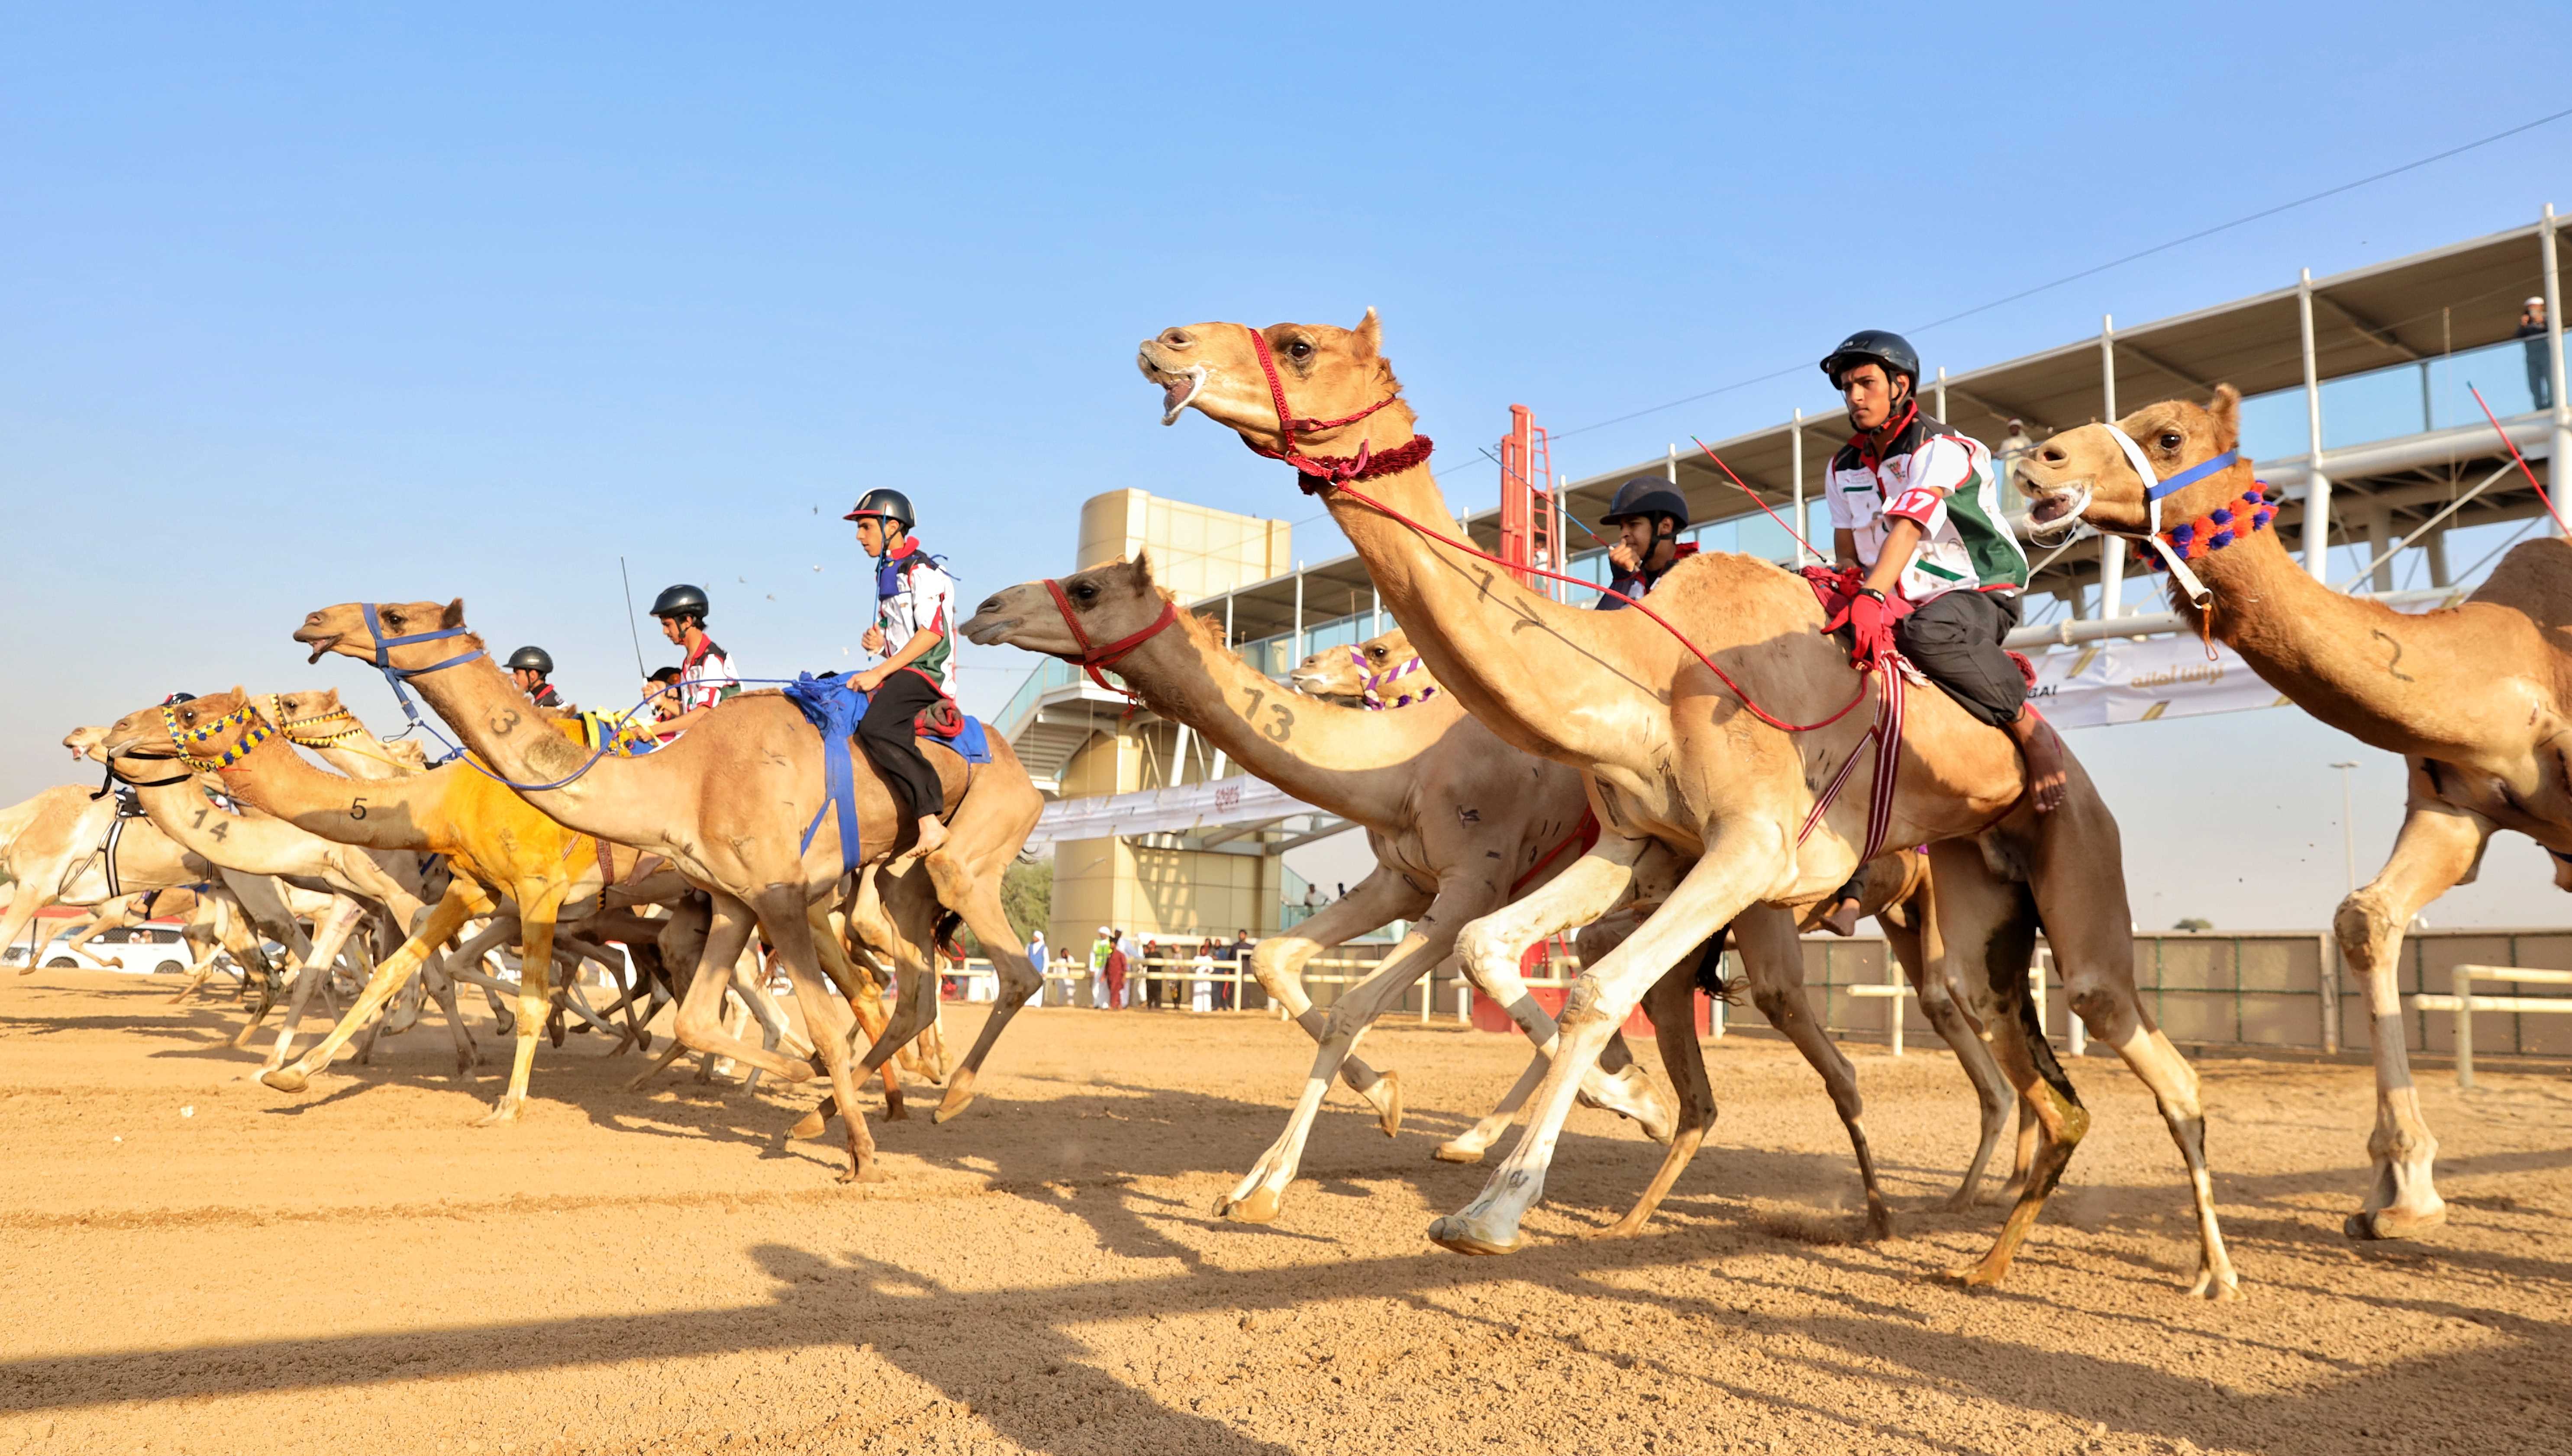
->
<box><xmin>1144</xmin><ymin>312</ymin><xmax>2236</xmax><ymax>1295</ymax></box>
<box><xmin>2017</xmin><ymin>383</ymin><xmax>2572</xmax><ymax>1240</ymax></box>
<box><xmin>290</xmin><ymin>599</ymin><xmax>1044</xmax><ymax>1182</ymax></box>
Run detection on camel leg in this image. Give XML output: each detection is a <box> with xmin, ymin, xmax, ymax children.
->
<box><xmin>260</xmin><ymin>883</ymin><xmax>487</xmax><ymax>1095</ymax></box>
<box><xmin>666</xmin><ymin>892</ymin><xmax>817</xmax><ymax>1081</ymax></box>
<box><xmin>1601</xmin><ymin>953</ymin><xmax>1718</xmax><ymax>1237</ymax></box>
<box><xmin>2</xmin><ymin>884</ymin><xmax>52</xmax><ymax>976</ymax></box>
<box><xmin>259</xmin><ymin>899</ymin><xmax>368</xmax><ymax>1068</ymax></box>
<box><xmin>1439</xmin><ymin>837</ymin><xmax>1669</xmax><ymax>1163</ymax></box>
<box><xmin>913</xmin><ymin>852</ymin><xmax>1043</xmax><ymax>1123</ymax></box>
<box><xmin>808</xmin><ymin>909</ymin><xmax>907</xmax><ymax>1120</ymax></box>
<box><xmin>420</xmin><ymin>958</ymin><xmax>478</xmax><ymax>1074</ymax></box>
<box><xmin>1884</xmin><ymin>900</ymin><xmax>2016</xmax><ymax>1211</ymax></box>
<box><xmin>1216</xmin><ymin>882</ymin><xmax>1491</xmax><ymax>1224</ymax></box>
<box><xmin>752</xmin><ymin>886</ymin><xmax>878</xmax><ymax>1182</ymax></box>
<box><xmin>1430</xmin><ymin>825</ymin><xmax>1779</xmax><ymax>1255</ymax></box>
<box><xmin>478</xmin><ymin>892</ymin><xmax>568</xmax><ymax>1126</ymax></box>
<box><xmin>1242</xmin><ymin>867</ymin><xmax>1429</xmax><ymax>1133</ymax></box>
<box><xmin>1731</xmin><ymin>904</ymin><xmax>1897</xmax><ymax>1238</ymax></box>
<box><xmin>2338</xmin><ymin>788</ymin><xmax>2488</xmax><ymax>1240</ymax></box>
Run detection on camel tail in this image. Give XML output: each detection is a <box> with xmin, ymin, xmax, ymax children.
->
<box><xmin>1688</xmin><ymin>926</ymin><xmax>1738</xmax><ymax>1004</ymax></box>
<box><xmin>933</xmin><ymin>911</ymin><xmax>965</xmax><ymax>960</ymax></box>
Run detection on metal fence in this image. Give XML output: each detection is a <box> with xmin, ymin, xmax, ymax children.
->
<box><xmin>955</xmin><ymin>926</ymin><xmax>2572</xmax><ymax>1061</ymax></box>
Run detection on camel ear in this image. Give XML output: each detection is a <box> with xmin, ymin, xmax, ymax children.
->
<box><xmin>1129</xmin><ymin>551</ymin><xmax>1155</xmax><ymax>588</ymax></box>
<box><xmin>1352</xmin><ymin>307</ymin><xmax>1381</xmax><ymax>359</ymax></box>
<box><xmin>2206</xmin><ymin>384</ymin><xmax>2241</xmax><ymax>450</ymax></box>
<box><xmin>442</xmin><ymin>598</ymin><xmax>467</xmax><ymax>629</ymax></box>
<box><xmin>229</xmin><ymin>685</ymin><xmax>246</xmax><ymax>702</ymax></box>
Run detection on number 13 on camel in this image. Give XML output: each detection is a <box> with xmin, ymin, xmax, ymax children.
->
<box><xmin>1144</xmin><ymin>312</ymin><xmax>2239</xmax><ymax>1297</ymax></box>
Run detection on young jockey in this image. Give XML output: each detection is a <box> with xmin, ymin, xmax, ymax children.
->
<box><xmin>506</xmin><ymin>646</ymin><xmax>571</xmax><ymax>712</ymax></box>
<box><xmin>1591</xmin><ymin>477</ymin><xmax>1698</xmax><ymax>610</ymax></box>
<box><xmin>842</xmin><ymin>488</ymin><xmax>958</xmax><ymax>860</ymax></box>
<box><xmin>649</xmin><ymin>584</ymin><xmax>739</xmax><ymax>738</ymax></box>
<box><xmin>1820</xmin><ymin>329</ymin><xmax>2065</xmax><ymax>818</ymax></box>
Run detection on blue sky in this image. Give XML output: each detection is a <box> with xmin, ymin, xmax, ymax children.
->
<box><xmin>8</xmin><ymin>3</ymin><xmax>2572</xmax><ymax>926</ymax></box>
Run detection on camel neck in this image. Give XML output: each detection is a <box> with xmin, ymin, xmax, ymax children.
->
<box><xmin>385</xmin><ymin>649</ymin><xmax>671</xmax><ymax>852</ymax></box>
<box><xmin>2191</xmin><ymin>516</ymin><xmax>2450</xmax><ymax>752</ymax></box>
<box><xmin>218</xmin><ymin>734</ymin><xmax>454</xmax><ymax>855</ymax></box>
<box><xmin>127</xmin><ymin>777</ymin><xmax>308</xmax><ymax>874</ymax></box>
<box><xmin>1113</xmin><ymin>618</ymin><xmax>1470</xmax><ymax>826</ymax></box>
<box><xmin>1301</xmin><ymin>422</ymin><xmax>1661</xmax><ymax>768</ymax></box>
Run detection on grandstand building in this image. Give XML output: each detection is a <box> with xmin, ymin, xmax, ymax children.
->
<box><xmin>1003</xmin><ymin>208</ymin><xmax>2572</xmax><ymax>960</ymax></box>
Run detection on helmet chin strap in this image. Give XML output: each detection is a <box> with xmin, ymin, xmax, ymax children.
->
<box><xmin>2096</xmin><ymin>426</ymin><xmax>2234</xmax><ymax>611</ymax></box>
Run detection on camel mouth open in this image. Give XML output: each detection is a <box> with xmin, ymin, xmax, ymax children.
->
<box><xmin>296</xmin><ymin>631</ymin><xmax>340</xmax><ymax>664</ymax></box>
<box><xmin>1155</xmin><ymin>363</ymin><xmax>1207</xmax><ymax>426</ymax></box>
<box><xmin>2022</xmin><ymin>482</ymin><xmax>2094</xmax><ymax>545</ymax></box>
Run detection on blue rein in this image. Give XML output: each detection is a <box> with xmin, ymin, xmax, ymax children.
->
<box><xmin>2144</xmin><ymin>449</ymin><xmax>2239</xmax><ymax>503</ymax></box>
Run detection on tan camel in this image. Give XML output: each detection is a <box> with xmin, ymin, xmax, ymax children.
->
<box><xmin>71</xmin><ymin>721</ymin><xmax>466</xmax><ymax>1071</ymax></box>
<box><xmin>1290</xmin><ymin>627</ymin><xmax>1444</xmax><ymax>707</ymax></box>
<box><xmin>290</xmin><ymin>599</ymin><xmax>1046</xmax><ymax>1182</ymax></box>
<box><xmin>1145</xmin><ymin>313</ymin><xmax>2236</xmax><ymax>1295</ymax></box>
<box><xmin>1</xmin><ymin>783</ymin><xmax>220</xmax><ymax>969</ymax></box>
<box><xmin>966</xmin><ymin>560</ymin><xmax>1685</xmax><ymax>1222</ymax></box>
<box><xmin>966</xmin><ymin>567</ymin><xmax>2024</xmax><ymax>1227</ymax></box>
<box><xmin>100</xmin><ymin>691</ymin><xmax>681</xmax><ymax>1123</ymax></box>
<box><xmin>2017</xmin><ymin>385</ymin><xmax>2572</xmax><ymax>1240</ymax></box>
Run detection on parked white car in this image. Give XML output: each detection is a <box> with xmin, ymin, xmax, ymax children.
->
<box><xmin>0</xmin><ymin>923</ymin><xmax>196</xmax><ymax>976</ymax></box>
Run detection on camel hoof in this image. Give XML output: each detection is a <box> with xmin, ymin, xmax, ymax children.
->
<box><xmin>789</xmin><ymin>1109</ymin><xmax>828</xmax><ymax>1139</ymax></box>
<box><xmin>1431</xmin><ymin>1140</ymin><xmax>1485</xmax><ymax>1164</ymax></box>
<box><xmin>1426</xmin><ymin>1215</ymin><xmax>1526</xmax><ymax>1256</ymax></box>
<box><xmin>839</xmin><ymin>1162</ymin><xmax>891</xmax><ymax>1185</ymax></box>
<box><xmin>932</xmin><ymin>1089</ymin><xmax>976</xmax><ymax>1124</ymax></box>
<box><xmin>1863</xmin><ymin>1202</ymin><xmax>1894</xmax><ymax>1242</ymax></box>
<box><xmin>473</xmin><ymin>1099</ymin><xmax>523</xmax><ymax>1127</ymax></box>
<box><xmin>1940</xmin><ymin>1260</ymin><xmax>2008</xmax><ymax>1289</ymax></box>
<box><xmin>259</xmin><ymin>1067</ymin><xmax>310</xmax><ymax>1094</ymax></box>
<box><xmin>1217</xmin><ymin>1187</ymin><xmax>1284</xmax><ymax>1224</ymax></box>
<box><xmin>1373</xmin><ymin>1072</ymin><xmax>1402</xmax><ymax>1138</ymax></box>
<box><xmin>2345</xmin><ymin>1205</ymin><xmax>2446</xmax><ymax>1241</ymax></box>
<box><xmin>883</xmin><ymin>1099</ymin><xmax>910</xmax><ymax>1121</ymax></box>
<box><xmin>2188</xmin><ymin>1272</ymin><xmax>2245</xmax><ymax>1301</ymax></box>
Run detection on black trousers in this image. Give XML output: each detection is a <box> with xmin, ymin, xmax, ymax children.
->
<box><xmin>1895</xmin><ymin>589</ymin><xmax>2026</xmax><ymax>728</ymax></box>
<box><xmin>858</xmin><ymin>667</ymin><xmax>948</xmax><ymax>820</ymax></box>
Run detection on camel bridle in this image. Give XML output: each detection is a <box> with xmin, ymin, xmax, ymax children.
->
<box><xmin>359</xmin><ymin>602</ymin><xmax>487</xmax><ymax>726</ymax></box>
<box><xmin>260</xmin><ymin>694</ymin><xmax>423</xmax><ymax>774</ymax></box>
<box><xmin>142</xmin><ymin>700</ymin><xmax>272</xmax><ymax>774</ymax></box>
<box><xmin>1356</xmin><ymin>648</ymin><xmax>1438</xmax><ymax>711</ymax></box>
<box><xmin>1239</xmin><ymin>325</ymin><xmax>1435</xmax><ymax>488</ymax></box>
<box><xmin>1043</xmin><ymin>579</ymin><xmax>1179</xmax><ymax>705</ymax></box>
<box><xmin>2035</xmin><ymin>432</ymin><xmax>2241</xmax><ymax>610</ymax></box>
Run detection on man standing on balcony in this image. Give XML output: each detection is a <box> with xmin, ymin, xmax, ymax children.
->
<box><xmin>2520</xmin><ymin>298</ymin><xmax>2553</xmax><ymax>411</ymax></box>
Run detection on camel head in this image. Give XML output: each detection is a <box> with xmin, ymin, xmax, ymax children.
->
<box><xmin>1137</xmin><ymin>311</ymin><xmax>1410</xmax><ymax>455</ymax></box>
<box><xmin>62</xmin><ymin>725</ymin><xmax>110</xmax><ymax>764</ymax></box>
<box><xmin>2018</xmin><ymin>386</ymin><xmax>2250</xmax><ymax>540</ymax></box>
<box><xmin>99</xmin><ymin>688</ymin><xmax>256</xmax><ymax>773</ymax></box>
<box><xmin>294</xmin><ymin>599</ymin><xmax>482</xmax><ymax>673</ymax></box>
<box><xmin>962</xmin><ymin>554</ymin><xmax>1173</xmax><ymax>660</ymax></box>
<box><xmin>1290</xmin><ymin>627</ymin><xmax>1418</xmax><ymax>699</ymax></box>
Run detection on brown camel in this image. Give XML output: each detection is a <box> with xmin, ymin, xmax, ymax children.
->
<box><xmin>967</xmin><ymin>566</ymin><xmax>2023</xmax><ymax>1227</ymax></box>
<box><xmin>2017</xmin><ymin>385</ymin><xmax>2572</xmax><ymax>1240</ymax></box>
<box><xmin>290</xmin><ymin>599</ymin><xmax>1045</xmax><ymax>1182</ymax></box>
<box><xmin>965</xmin><ymin>559</ymin><xmax>1681</xmax><ymax>1223</ymax></box>
<box><xmin>1144</xmin><ymin>312</ymin><xmax>2235</xmax><ymax>1295</ymax></box>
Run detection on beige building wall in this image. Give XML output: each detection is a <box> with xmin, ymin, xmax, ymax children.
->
<box><xmin>1077</xmin><ymin>488</ymin><xmax>1293</xmax><ymax>599</ymax></box>
<box><xmin>1046</xmin><ymin>490</ymin><xmax>1294</xmax><ymax>966</ymax></box>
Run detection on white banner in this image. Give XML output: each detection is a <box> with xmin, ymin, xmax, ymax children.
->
<box><xmin>1024</xmin><ymin>775</ymin><xmax>1320</xmax><ymax>853</ymax></box>
<box><xmin>2026</xmin><ymin>633</ymin><xmax>2288</xmax><ymax>728</ymax></box>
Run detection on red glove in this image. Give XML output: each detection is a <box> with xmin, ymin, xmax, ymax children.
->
<box><xmin>1839</xmin><ymin>589</ymin><xmax>1898</xmax><ymax>671</ymax></box>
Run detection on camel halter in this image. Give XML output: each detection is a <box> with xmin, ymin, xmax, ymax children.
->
<box><xmin>2091</xmin><ymin>429</ymin><xmax>2239</xmax><ymax>609</ymax></box>
<box><xmin>258</xmin><ymin>694</ymin><xmax>423</xmax><ymax>774</ymax></box>
<box><xmin>1043</xmin><ymin>579</ymin><xmax>1179</xmax><ymax>705</ymax></box>
<box><xmin>1357</xmin><ymin>649</ymin><xmax>1439</xmax><ymax>710</ymax></box>
<box><xmin>159</xmin><ymin>701</ymin><xmax>271</xmax><ymax>773</ymax></box>
<box><xmin>1240</xmin><ymin>326</ymin><xmax>1436</xmax><ymax>487</ymax></box>
<box><xmin>360</xmin><ymin>602</ymin><xmax>487</xmax><ymax>726</ymax></box>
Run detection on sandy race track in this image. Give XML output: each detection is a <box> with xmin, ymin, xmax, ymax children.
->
<box><xmin>4</xmin><ymin>971</ymin><xmax>2570</xmax><ymax>1456</ymax></box>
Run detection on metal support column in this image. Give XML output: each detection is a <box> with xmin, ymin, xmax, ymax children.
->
<box><xmin>2545</xmin><ymin>203</ymin><xmax>2569</xmax><ymax>534</ymax></box>
<box><xmin>2300</xmin><ymin>268</ymin><xmax>2334</xmax><ymax>579</ymax></box>
<box><xmin>2364</xmin><ymin>499</ymin><xmax>2395</xmax><ymax>592</ymax></box>
<box><xmin>2425</xmin><ymin>526</ymin><xmax>2451</xmax><ymax>588</ymax></box>
<box><xmin>1291</xmin><ymin>561</ymin><xmax>1303</xmax><ymax>670</ymax></box>
<box><xmin>1934</xmin><ymin>366</ymin><xmax>1948</xmax><ymax>422</ymax></box>
<box><xmin>2097</xmin><ymin>316</ymin><xmax>2124</xmax><ymax>619</ymax></box>
<box><xmin>1369</xmin><ymin>586</ymin><xmax>1380</xmax><ymax>638</ymax></box>
<box><xmin>1665</xmin><ymin>443</ymin><xmax>1678</xmax><ymax>484</ymax></box>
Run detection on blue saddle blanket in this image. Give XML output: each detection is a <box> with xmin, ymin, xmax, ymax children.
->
<box><xmin>783</xmin><ymin>671</ymin><xmax>992</xmax><ymax>872</ymax></box>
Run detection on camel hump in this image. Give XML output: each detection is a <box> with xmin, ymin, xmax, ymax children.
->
<box><xmin>2467</xmin><ymin>536</ymin><xmax>2572</xmax><ymax>634</ymax></box>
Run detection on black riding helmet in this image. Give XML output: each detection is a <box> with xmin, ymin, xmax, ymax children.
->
<box><xmin>1598</xmin><ymin>477</ymin><xmax>1690</xmax><ymax>534</ymax></box>
<box><xmin>650</xmin><ymin>583</ymin><xmax>711</xmax><ymax>622</ymax></box>
<box><xmin>842</xmin><ymin>488</ymin><xmax>916</xmax><ymax>533</ymax></box>
<box><xmin>1819</xmin><ymin>329</ymin><xmax>1922</xmax><ymax>392</ymax></box>
<box><xmin>505</xmin><ymin>645</ymin><xmax>554</xmax><ymax>675</ymax></box>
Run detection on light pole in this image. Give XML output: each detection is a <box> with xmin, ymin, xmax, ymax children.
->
<box><xmin>2330</xmin><ymin>761</ymin><xmax>2360</xmax><ymax>892</ymax></box>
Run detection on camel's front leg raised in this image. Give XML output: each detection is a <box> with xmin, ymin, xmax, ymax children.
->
<box><xmin>260</xmin><ymin>880</ymin><xmax>491</xmax><ymax>1095</ymax></box>
<box><xmin>915</xmin><ymin>851</ymin><xmax>1044</xmax><ymax>1123</ymax></box>
<box><xmin>1430</xmin><ymin>824</ymin><xmax>1781</xmax><ymax>1256</ymax></box>
<box><xmin>2337</xmin><ymin>787</ymin><xmax>2489</xmax><ymax>1240</ymax></box>
<box><xmin>1216</xmin><ymin>873</ymin><xmax>1488</xmax><ymax>1224</ymax></box>
<box><xmin>1244</xmin><ymin>866</ymin><xmax>1429</xmax><ymax>1134</ymax></box>
<box><xmin>253</xmin><ymin>896</ymin><xmax>369</xmax><ymax>1069</ymax></box>
<box><xmin>1440</xmin><ymin>835</ymin><xmax>1668</xmax><ymax>1163</ymax></box>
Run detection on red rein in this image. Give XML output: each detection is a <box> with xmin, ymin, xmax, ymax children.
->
<box><xmin>1044</xmin><ymin>578</ymin><xmax>1179</xmax><ymax>704</ymax></box>
<box><xmin>1240</xmin><ymin>326</ymin><xmax>1434</xmax><ymax>486</ymax></box>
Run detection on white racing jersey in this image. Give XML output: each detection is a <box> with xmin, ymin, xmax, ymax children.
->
<box><xmin>676</xmin><ymin>636</ymin><xmax>740</xmax><ymax>712</ymax></box>
<box><xmin>874</xmin><ymin>540</ymin><xmax>958</xmax><ymax>697</ymax></box>
<box><xmin>1826</xmin><ymin>406</ymin><xmax>2028</xmax><ymax>605</ymax></box>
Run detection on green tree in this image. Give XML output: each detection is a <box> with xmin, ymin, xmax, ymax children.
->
<box><xmin>2172</xmin><ymin>917</ymin><xmax>2213</xmax><ymax>932</ymax></box>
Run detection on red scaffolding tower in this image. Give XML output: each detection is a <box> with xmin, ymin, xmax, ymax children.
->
<box><xmin>1495</xmin><ymin>404</ymin><xmax>1559</xmax><ymax>597</ymax></box>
